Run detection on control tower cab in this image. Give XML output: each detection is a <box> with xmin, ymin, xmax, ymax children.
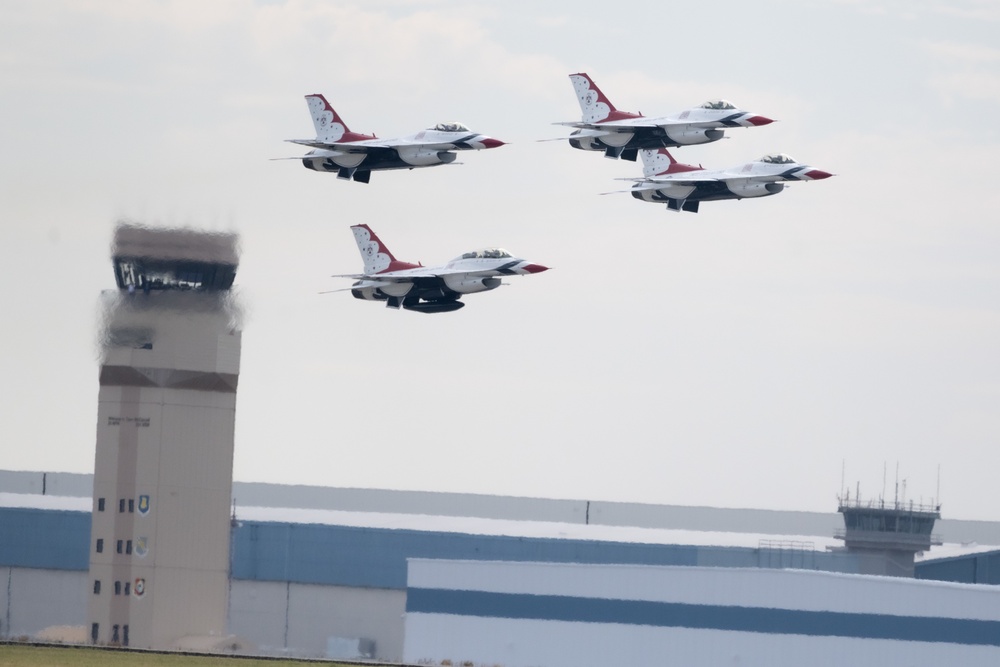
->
<box><xmin>112</xmin><ymin>224</ymin><xmax>238</xmax><ymax>293</ymax></box>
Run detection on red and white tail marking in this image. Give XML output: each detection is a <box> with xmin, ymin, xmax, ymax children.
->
<box><xmin>640</xmin><ymin>148</ymin><xmax>703</xmax><ymax>178</ymax></box>
<box><xmin>350</xmin><ymin>225</ymin><xmax>420</xmax><ymax>275</ymax></box>
<box><xmin>568</xmin><ymin>73</ymin><xmax>643</xmax><ymax>124</ymax></box>
<box><xmin>569</xmin><ymin>73</ymin><xmax>616</xmax><ymax>123</ymax></box>
<box><xmin>305</xmin><ymin>94</ymin><xmax>377</xmax><ymax>143</ymax></box>
<box><xmin>306</xmin><ymin>94</ymin><xmax>349</xmax><ymax>142</ymax></box>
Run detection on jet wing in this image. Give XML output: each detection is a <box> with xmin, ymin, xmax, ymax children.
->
<box><xmin>625</xmin><ymin>174</ymin><xmax>759</xmax><ymax>191</ymax></box>
<box><xmin>332</xmin><ymin>274</ymin><xmax>413</xmax><ymax>284</ymax></box>
<box><xmin>555</xmin><ymin>119</ymin><xmax>727</xmax><ymax>131</ymax></box>
<box><xmin>335</xmin><ymin>265</ymin><xmax>516</xmax><ymax>282</ymax></box>
<box><xmin>286</xmin><ymin>139</ymin><xmax>396</xmax><ymax>156</ymax></box>
<box><xmin>553</xmin><ymin>121</ymin><xmax>646</xmax><ymax>133</ymax></box>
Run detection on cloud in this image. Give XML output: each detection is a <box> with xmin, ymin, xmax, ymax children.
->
<box><xmin>921</xmin><ymin>41</ymin><xmax>1000</xmax><ymax>106</ymax></box>
<box><xmin>924</xmin><ymin>40</ymin><xmax>1000</xmax><ymax>64</ymax></box>
<box><xmin>928</xmin><ymin>69</ymin><xmax>1000</xmax><ymax>105</ymax></box>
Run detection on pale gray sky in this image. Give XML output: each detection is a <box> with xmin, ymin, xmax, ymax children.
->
<box><xmin>2</xmin><ymin>0</ymin><xmax>999</xmax><ymax>519</ymax></box>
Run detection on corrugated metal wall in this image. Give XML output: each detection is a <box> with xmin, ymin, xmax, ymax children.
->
<box><xmin>918</xmin><ymin>551</ymin><xmax>1000</xmax><ymax>585</ymax></box>
<box><xmin>229</xmin><ymin>520</ymin><xmax>859</xmax><ymax>589</ymax></box>
<box><xmin>0</xmin><ymin>508</ymin><xmax>89</xmax><ymax>571</ymax></box>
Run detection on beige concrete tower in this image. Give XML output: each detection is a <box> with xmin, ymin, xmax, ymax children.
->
<box><xmin>87</xmin><ymin>225</ymin><xmax>241</xmax><ymax>649</ymax></box>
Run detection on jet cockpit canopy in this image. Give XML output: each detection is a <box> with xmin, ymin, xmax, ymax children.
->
<box><xmin>431</xmin><ymin>122</ymin><xmax>470</xmax><ymax>132</ymax></box>
<box><xmin>459</xmin><ymin>248</ymin><xmax>512</xmax><ymax>260</ymax></box>
<box><xmin>760</xmin><ymin>153</ymin><xmax>797</xmax><ymax>164</ymax></box>
<box><xmin>699</xmin><ymin>99</ymin><xmax>736</xmax><ymax>110</ymax></box>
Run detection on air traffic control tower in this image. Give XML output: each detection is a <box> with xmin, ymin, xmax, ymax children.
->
<box><xmin>87</xmin><ymin>224</ymin><xmax>241</xmax><ymax>649</ymax></box>
<box><xmin>836</xmin><ymin>492</ymin><xmax>942</xmax><ymax>578</ymax></box>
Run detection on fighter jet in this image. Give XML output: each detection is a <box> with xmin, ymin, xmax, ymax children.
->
<box><xmin>554</xmin><ymin>73</ymin><xmax>774</xmax><ymax>161</ymax></box>
<box><xmin>286</xmin><ymin>94</ymin><xmax>505</xmax><ymax>183</ymax></box>
<box><xmin>330</xmin><ymin>225</ymin><xmax>549</xmax><ymax>313</ymax></box>
<box><xmin>610</xmin><ymin>148</ymin><xmax>833</xmax><ymax>213</ymax></box>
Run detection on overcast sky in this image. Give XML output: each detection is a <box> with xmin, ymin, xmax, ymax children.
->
<box><xmin>2</xmin><ymin>0</ymin><xmax>999</xmax><ymax>521</ymax></box>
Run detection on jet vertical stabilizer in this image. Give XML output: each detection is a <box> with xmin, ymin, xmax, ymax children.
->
<box><xmin>569</xmin><ymin>73</ymin><xmax>640</xmax><ymax>124</ymax></box>
<box><xmin>351</xmin><ymin>224</ymin><xmax>420</xmax><ymax>274</ymax></box>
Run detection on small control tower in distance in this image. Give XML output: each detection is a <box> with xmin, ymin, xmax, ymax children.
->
<box><xmin>87</xmin><ymin>224</ymin><xmax>241</xmax><ymax>649</ymax></box>
<box><xmin>836</xmin><ymin>487</ymin><xmax>941</xmax><ymax>578</ymax></box>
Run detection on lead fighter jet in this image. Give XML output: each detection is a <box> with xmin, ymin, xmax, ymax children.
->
<box><xmin>610</xmin><ymin>148</ymin><xmax>833</xmax><ymax>213</ymax></box>
<box><xmin>554</xmin><ymin>73</ymin><xmax>774</xmax><ymax>161</ymax></box>
<box><xmin>286</xmin><ymin>94</ymin><xmax>505</xmax><ymax>183</ymax></box>
<box><xmin>330</xmin><ymin>225</ymin><xmax>549</xmax><ymax>313</ymax></box>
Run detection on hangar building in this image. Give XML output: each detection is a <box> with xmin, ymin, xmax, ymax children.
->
<box><xmin>2</xmin><ymin>471</ymin><xmax>1000</xmax><ymax>665</ymax></box>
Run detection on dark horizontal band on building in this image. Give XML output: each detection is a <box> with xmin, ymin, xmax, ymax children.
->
<box><xmin>99</xmin><ymin>366</ymin><xmax>238</xmax><ymax>393</ymax></box>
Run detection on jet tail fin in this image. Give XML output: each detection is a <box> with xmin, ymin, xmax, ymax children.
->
<box><xmin>305</xmin><ymin>94</ymin><xmax>350</xmax><ymax>142</ymax></box>
<box><xmin>350</xmin><ymin>225</ymin><xmax>420</xmax><ymax>275</ymax></box>
<box><xmin>304</xmin><ymin>94</ymin><xmax>377</xmax><ymax>143</ymax></box>
<box><xmin>568</xmin><ymin>73</ymin><xmax>643</xmax><ymax>124</ymax></box>
<box><xmin>639</xmin><ymin>148</ymin><xmax>702</xmax><ymax>177</ymax></box>
<box><xmin>569</xmin><ymin>73</ymin><xmax>617</xmax><ymax>123</ymax></box>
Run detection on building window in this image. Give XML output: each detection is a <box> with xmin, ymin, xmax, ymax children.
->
<box><xmin>93</xmin><ymin>580</ymin><xmax>101</xmax><ymax>595</ymax></box>
<box><xmin>112</xmin><ymin>624</ymin><xmax>120</xmax><ymax>644</ymax></box>
<box><xmin>126</xmin><ymin>540</ymin><xmax>132</xmax><ymax>555</ymax></box>
<box><xmin>124</xmin><ymin>581</ymin><xmax>131</xmax><ymax>596</ymax></box>
<box><xmin>128</xmin><ymin>499</ymin><xmax>134</xmax><ymax>513</ymax></box>
<box><xmin>96</xmin><ymin>538</ymin><xmax>103</xmax><ymax>553</ymax></box>
<box><xmin>119</xmin><ymin>498</ymin><xmax>125</xmax><ymax>513</ymax></box>
<box><xmin>123</xmin><ymin>625</ymin><xmax>129</xmax><ymax>647</ymax></box>
<box><xmin>114</xmin><ymin>581</ymin><xmax>121</xmax><ymax>595</ymax></box>
<box><xmin>91</xmin><ymin>623</ymin><xmax>99</xmax><ymax>643</ymax></box>
<box><xmin>116</xmin><ymin>540</ymin><xmax>123</xmax><ymax>554</ymax></box>
<box><xmin>98</xmin><ymin>498</ymin><xmax>105</xmax><ymax>512</ymax></box>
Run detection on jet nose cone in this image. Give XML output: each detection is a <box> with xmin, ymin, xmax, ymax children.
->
<box><xmin>521</xmin><ymin>263</ymin><xmax>549</xmax><ymax>274</ymax></box>
<box><xmin>746</xmin><ymin>115</ymin><xmax>774</xmax><ymax>126</ymax></box>
<box><xmin>805</xmin><ymin>169</ymin><xmax>833</xmax><ymax>180</ymax></box>
<box><xmin>479</xmin><ymin>137</ymin><xmax>505</xmax><ymax>149</ymax></box>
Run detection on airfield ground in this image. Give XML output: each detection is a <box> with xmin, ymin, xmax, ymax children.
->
<box><xmin>0</xmin><ymin>644</ymin><xmax>358</xmax><ymax>667</ymax></box>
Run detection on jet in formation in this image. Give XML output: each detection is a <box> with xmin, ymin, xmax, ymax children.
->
<box><xmin>554</xmin><ymin>73</ymin><xmax>774</xmax><ymax>161</ymax></box>
<box><xmin>330</xmin><ymin>224</ymin><xmax>548</xmax><ymax>313</ymax></box>
<box><xmin>609</xmin><ymin>148</ymin><xmax>833</xmax><ymax>213</ymax></box>
<box><xmin>286</xmin><ymin>94</ymin><xmax>505</xmax><ymax>182</ymax></box>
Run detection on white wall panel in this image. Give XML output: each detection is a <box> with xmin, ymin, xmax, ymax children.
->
<box><xmin>404</xmin><ymin>615</ymin><xmax>1000</xmax><ymax>667</ymax></box>
<box><xmin>5</xmin><ymin>569</ymin><xmax>87</xmax><ymax>638</ymax></box>
<box><xmin>404</xmin><ymin>560</ymin><xmax>1000</xmax><ymax>667</ymax></box>
<box><xmin>228</xmin><ymin>580</ymin><xmax>289</xmax><ymax>650</ymax></box>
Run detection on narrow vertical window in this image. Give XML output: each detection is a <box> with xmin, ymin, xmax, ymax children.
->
<box><xmin>93</xmin><ymin>580</ymin><xmax>101</xmax><ymax>595</ymax></box>
<box><xmin>116</xmin><ymin>540</ymin><xmax>123</xmax><ymax>554</ymax></box>
<box><xmin>128</xmin><ymin>499</ymin><xmax>134</xmax><ymax>513</ymax></box>
<box><xmin>123</xmin><ymin>625</ymin><xmax>129</xmax><ymax>647</ymax></box>
<box><xmin>96</xmin><ymin>538</ymin><xmax>103</xmax><ymax>553</ymax></box>
<box><xmin>114</xmin><ymin>581</ymin><xmax>121</xmax><ymax>595</ymax></box>
<box><xmin>124</xmin><ymin>581</ymin><xmax>131</xmax><ymax>596</ymax></box>
<box><xmin>126</xmin><ymin>540</ymin><xmax>132</xmax><ymax>555</ymax></box>
<box><xmin>91</xmin><ymin>623</ymin><xmax>99</xmax><ymax>643</ymax></box>
<box><xmin>98</xmin><ymin>498</ymin><xmax>105</xmax><ymax>512</ymax></box>
<box><xmin>119</xmin><ymin>498</ymin><xmax>125</xmax><ymax>513</ymax></box>
<box><xmin>112</xmin><ymin>624</ymin><xmax>120</xmax><ymax>644</ymax></box>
